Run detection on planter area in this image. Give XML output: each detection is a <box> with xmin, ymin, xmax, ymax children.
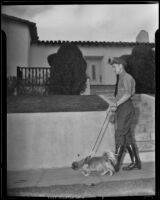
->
<box><xmin>7</xmin><ymin>95</ymin><xmax>108</xmax><ymax>113</ymax></box>
<box><xmin>7</xmin><ymin>111</ymin><xmax>115</xmax><ymax>171</ymax></box>
<box><xmin>7</xmin><ymin>94</ymin><xmax>155</xmax><ymax>171</ymax></box>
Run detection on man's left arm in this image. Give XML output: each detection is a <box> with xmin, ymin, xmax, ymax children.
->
<box><xmin>116</xmin><ymin>93</ymin><xmax>131</xmax><ymax>107</ymax></box>
<box><xmin>110</xmin><ymin>92</ymin><xmax>131</xmax><ymax>110</ymax></box>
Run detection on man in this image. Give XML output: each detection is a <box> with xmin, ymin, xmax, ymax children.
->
<box><xmin>109</xmin><ymin>56</ymin><xmax>141</xmax><ymax>172</ymax></box>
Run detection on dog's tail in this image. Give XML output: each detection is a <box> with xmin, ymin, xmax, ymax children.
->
<box><xmin>105</xmin><ymin>168</ymin><xmax>114</xmax><ymax>176</ymax></box>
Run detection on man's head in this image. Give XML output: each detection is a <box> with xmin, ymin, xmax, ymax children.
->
<box><xmin>109</xmin><ymin>57</ymin><xmax>127</xmax><ymax>75</ymax></box>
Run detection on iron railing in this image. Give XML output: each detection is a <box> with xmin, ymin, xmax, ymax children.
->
<box><xmin>16</xmin><ymin>66</ymin><xmax>51</xmax><ymax>95</ymax></box>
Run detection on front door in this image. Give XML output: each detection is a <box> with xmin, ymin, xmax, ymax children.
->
<box><xmin>85</xmin><ymin>57</ymin><xmax>102</xmax><ymax>85</ymax></box>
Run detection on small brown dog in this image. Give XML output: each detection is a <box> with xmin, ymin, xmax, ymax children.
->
<box><xmin>72</xmin><ymin>152</ymin><xmax>116</xmax><ymax>176</ymax></box>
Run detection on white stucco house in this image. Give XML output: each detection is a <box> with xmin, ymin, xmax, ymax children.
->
<box><xmin>2</xmin><ymin>13</ymin><xmax>155</xmax><ymax>87</ymax></box>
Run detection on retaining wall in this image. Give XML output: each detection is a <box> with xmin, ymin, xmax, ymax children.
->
<box><xmin>7</xmin><ymin>111</ymin><xmax>115</xmax><ymax>171</ymax></box>
<box><xmin>7</xmin><ymin>94</ymin><xmax>155</xmax><ymax>171</ymax></box>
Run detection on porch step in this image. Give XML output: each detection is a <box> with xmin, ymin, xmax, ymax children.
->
<box><xmin>135</xmin><ymin>132</ymin><xmax>151</xmax><ymax>141</ymax></box>
<box><xmin>123</xmin><ymin>151</ymin><xmax>155</xmax><ymax>163</ymax></box>
<box><xmin>132</xmin><ymin>124</ymin><xmax>155</xmax><ymax>135</ymax></box>
<box><xmin>136</xmin><ymin>140</ymin><xmax>155</xmax><ymax>152</ymax></box>
<box><xmin>98</xmin><ymin>94</ymin><xmax>155</xmax><ymax>158</ymax></box>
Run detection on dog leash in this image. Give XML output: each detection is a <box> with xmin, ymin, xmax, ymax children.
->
<box><xmin>89</xmin><ymin>108</ymin><xmax>111</xmax><ymax>157</ymax></box>
<box><xmin>94</xmin><ymin>116</ymin><xmax>111</xmax><ymax>155</ymax></box>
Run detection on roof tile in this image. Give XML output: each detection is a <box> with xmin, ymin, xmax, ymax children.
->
<box><xmin>31</xmin><ymin>40</ymin><xmax>155</xmax><ymax>47</ymax></box>
<box><xmin>3</xmin><ymin>14</ymin><xmax>154</xmax><ymax>48</ymax></box>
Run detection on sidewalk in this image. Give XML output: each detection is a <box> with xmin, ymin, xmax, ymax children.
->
<box><xmin>7</xmin><ymin>162</ymin><xmax>155</xmax><ymax>197</ymax></box>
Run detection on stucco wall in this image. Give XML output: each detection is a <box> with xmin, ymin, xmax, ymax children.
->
<box><xmin>2</xmin><ymin>18</ymin><xmax>31</xmax><ymax>76</ymax></box>
<box><xmin>29</xmin><ymin>44</ymin><xmax>59</xmax><ymax>68</ymax></box>
<box><xmin>29</xmin><ymin>44</ymin><xmax>133</xmax><ymax>85</ymax></box>
<box><xmin>7</xmin><ymin>111</ymin><xmax>115</xmax><ymax>171</ymax></box>
<box><xmin>7</xmin><ymin>94</ymin><xmax>155</xmax><ymax>171</ymax></box>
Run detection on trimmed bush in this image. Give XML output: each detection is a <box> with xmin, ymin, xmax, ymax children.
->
<box><xmin>121</xmin><ymin>45</ymin><xmax>155</xmax><ymax>94</ymax></box>
<box><xmin>48</xmin><ymin>42</ymin><xmax>87</xmax><ymax>95</ymax></box>
<box><xmin>7</xmin><ymin>76</ymin><xmax>17</xmax><ymax>96</ymax></box>
<box><xmin>130</xmin><ymin>45</ymin><xmax>155</xmax><ymax>93</ymax></box>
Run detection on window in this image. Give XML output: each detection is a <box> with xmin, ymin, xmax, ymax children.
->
<box><xmin>92</xmin><ymin>64</ymin><xmax>96</xmax><ymax>80</ymax></box>
<box><xmin>99</xmin><ymin>75</ymin><xmax>102</xmax><ymax>83</ymax></box>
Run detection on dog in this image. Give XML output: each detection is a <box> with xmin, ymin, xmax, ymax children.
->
<box><xmin>72</xmin><ymin>152</ymin><xmax>116</xmax><ymax>176</ymax></box>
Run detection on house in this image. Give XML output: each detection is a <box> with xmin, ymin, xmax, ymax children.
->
<box><xmin>2</xmin><ymin>14</ymin><xmax>155</xmax><ymax>92</ymax></box>
<box><xmin>4</xmin><ymin>14</ymin><xmax>155</xmax><ymax>171</ymax></box>
<box><xmin>2</xmin><ymin>14</ymin><xmax>38</xmax><ymax>76</ymax></box>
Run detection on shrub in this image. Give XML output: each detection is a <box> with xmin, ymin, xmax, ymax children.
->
<box><xmin>120</xmin><ymin>45</ymin><xmax>155</xmax><ymax>94</ymax></box>
<box><xmin>47</xmin><ymin>42</ymin><xmax>87</xmax><ymax>95</ymax></box>
<box><xmin>130</xmin><ymin>44</ymin><xmax>155</xmax><ymax>93</ymax></box>
<box><xmin>7</xmin><ymin>76</ymin><xmax>17</xmax><ymax>96</ymax></box>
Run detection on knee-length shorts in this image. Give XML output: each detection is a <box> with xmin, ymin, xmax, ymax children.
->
<box><xmin>115</xmin><ymin>99</ymin><xmax>135</xmax><ymax>146</ymax></box>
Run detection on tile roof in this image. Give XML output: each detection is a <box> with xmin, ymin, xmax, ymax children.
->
<box><xmin>2</xmin><ymin>14</ymin><xmax>155</xmax><ymax>48</ymax></box>
<box><xmin>2</xmin><ymin>14</ymin><xmax>39</xmax><ymax>41</ymax></box>
<box><xmin>31</xmin><ymin>40</ymin><xmax>155</xmax><ymax>47</ymax></box>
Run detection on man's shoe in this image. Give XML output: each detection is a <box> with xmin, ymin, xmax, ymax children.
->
<box><xmin>122</xmin><ymin>162</ymin><xmax>141</xmax><ymax>170</ymax></box>
<box><xmin>122</xmin><ymin>143</ymin><xmax>141</xmax><ymax>171</ymax></box>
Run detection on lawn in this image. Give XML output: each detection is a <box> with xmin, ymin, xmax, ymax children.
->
<box><xmin>7</xmin><ymin>95</ymin><xmax>109</xmax><ymax>113</ymax></box>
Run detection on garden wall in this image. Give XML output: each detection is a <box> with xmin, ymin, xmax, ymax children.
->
<box><xmin>7</xmin><ymin>94</ymin><xmax>155</xmax><ymax>171</ymax></box>
<box><xmin>7</xmin><ymin>111</ymin><xmax>115</xmax><ymax>171</ymax></box>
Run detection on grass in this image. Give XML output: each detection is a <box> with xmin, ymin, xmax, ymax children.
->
<box><xmin>7</xmin><ymin>95</ymin><xmax>109</xmax><ymax>113</ymax></box>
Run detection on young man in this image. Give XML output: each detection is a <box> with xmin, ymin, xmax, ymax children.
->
<box><xmin>109</xmin><ymin>56</ymin><xmax>141</xmax><ymax>172</ymax></box>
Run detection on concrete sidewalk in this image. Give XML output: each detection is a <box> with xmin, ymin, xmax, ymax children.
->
<box><xmin>7</xmin><ymin>162</ymin><xmax>155</xmax><ymax>189</ymax></box>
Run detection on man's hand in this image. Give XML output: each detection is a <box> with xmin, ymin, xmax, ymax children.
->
<box><xmin>116</xmin><ymin>93</ymin><xmax>131</xmax><ymax>107</ymax></box>
<box><xmin>109</xmin><ymin>102</ymin><xmax>117</xmax><ymax>112</ymax></box>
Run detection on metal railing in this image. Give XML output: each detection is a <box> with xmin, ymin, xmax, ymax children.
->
<box><xmin>16</xmin><ymin>66</ymin><xmax>51</xmax><ymax>95</ymax></box>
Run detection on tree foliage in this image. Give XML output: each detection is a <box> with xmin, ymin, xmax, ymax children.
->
<box><xmin>121</xmin><ymin>45</ymin><xmax>155</xmax><ymax>94</ymax></box>
<box><xmin>48</xmin><ymin>42</ymin><xmax>87</xmax><ymax>95</ymax></box>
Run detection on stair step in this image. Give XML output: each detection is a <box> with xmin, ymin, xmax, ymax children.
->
<box><xmin>136</xmin><ymin>132</ymin><xmax>155</xmax><ymax>141</ymax></box>
<box><xmin>98</xmin><ymin>94</ymin><xmax>155</xmax><ymax>153</ymax></box>
<box><xmin>133</xmin><ymin>117</ymin><xmax>154</xmax><ymax>123</ymax></box>
<box><xmin>135</xmin><ymin>132</ymin><xmax>151</xmax><ymax>141</ymax></box>
<box><xmin>132</xmin><ymin>126</ymin><xmax>154</xmax><ymax>134</ymax></box>
<box><xmin>123</xmin><ymin>151</ymin><xmax>155</xmax><ymax>163</ymax></box>
<box><xmin>133</xmin><ymin>120</ymin><xmax>154</xmax><ymax>127</ymax></box>
<box><xmin>136</xmin><ymin>140</ymin><xmax>155</xmax><ymax>152</ymax></box>
<box><xmin>131</xmin><ymin>120</ymin><xmax>154</xmax><ymax>132</ymax></box>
